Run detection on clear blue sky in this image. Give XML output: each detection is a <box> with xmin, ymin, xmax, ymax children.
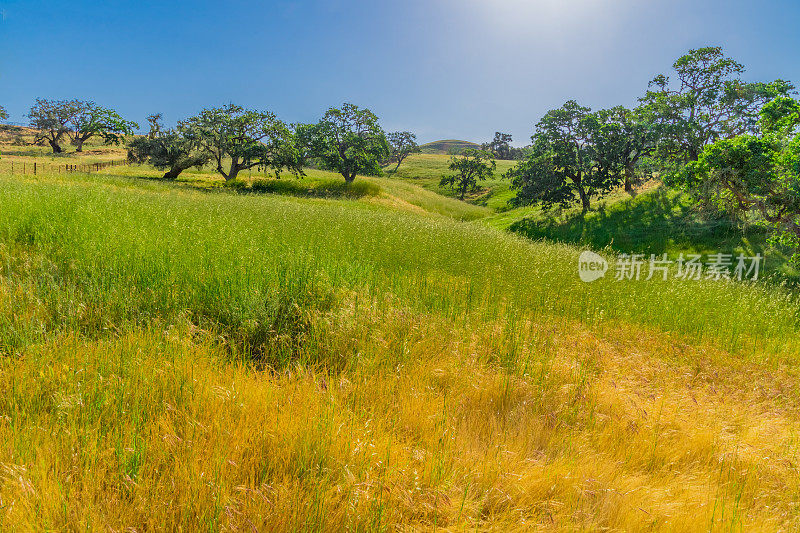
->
<box><xmin>1</xmin><ymin>0</ymin><xmax>799</xmax><ymax>144</ymax></box>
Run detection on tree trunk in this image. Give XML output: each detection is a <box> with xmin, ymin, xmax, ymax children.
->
<box><xmin>574</xmin><ymin>172</ymin><xmax>590</xmax><ymax>214</ymax></box>
<box><xmin>227</xmin><ymin>166</ymin><xmax>240</xmax><ymax>182</ymax></box>
<box><xmin>577</xmin><ymin>185</ymin><xmax>590</xmax><ymax>214</ymax></box>
<box><xmin>163</xmin><ymin>166</ymin><xmax>183</xmax><ymax>180</ymax></box>
<box><xmin>75</xmin><ymin>141</ymin><xmax>84</xmax><ymax>152</ymax></box>
<box><xmin>344</xmin><ymin>170</ymin><xmax>356</xmax><ymax>183</ymax></box>
<box><xmin>49</xmin><ymin>140</ymin><xmax>62</xmax><ymax>154</ymax></box>
<box><xmin>624</xmin><ymin>164</ymin><xmax>636</xmax><ymax>196</ymax></box>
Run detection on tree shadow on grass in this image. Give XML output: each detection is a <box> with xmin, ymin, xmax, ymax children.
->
<box><xmin>229</xmin><ymin>177</ymin><xmax>381</xmax><ymax>200</ymax></box>
<box><xmin>509</xmin><ymin>188</ymin><xmax>772</xmax><ymax>257</ymax></box>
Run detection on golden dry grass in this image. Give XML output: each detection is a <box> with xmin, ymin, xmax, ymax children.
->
<box><xmin>1</xmin><ymin>292</ymin><xmax>799</xmax><ymax>530</ymax></box>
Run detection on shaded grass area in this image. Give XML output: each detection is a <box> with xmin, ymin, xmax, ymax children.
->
<box><xmin>229</xmin><ymin>176</ymin><xmax>381</xmax><ymax>199</ymax></box>
<box><xmin>104</xmin><ymin>163</ymin><xmax>492</xmax><ymax>221</ymax></box>
<box><xmin>510</xmin><ymin>187</ymin><xmax>800</xmax><ymax>280</ymax></box>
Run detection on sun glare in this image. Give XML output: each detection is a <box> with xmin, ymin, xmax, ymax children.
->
<box><xmin>469</xmin><ymin>0</ymin><xmax>622</xmax><ymax>30</ymax></box>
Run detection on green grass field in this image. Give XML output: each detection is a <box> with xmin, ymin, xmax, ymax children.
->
<box><xmin>1</xmin><ymin>141</ymin><xmax>800</xmax><ymax>530</ymax></box>
<box><xmin>390</xmin><ymin>153</ymin><xmax>518</xmax><ymax>210</ymax></box>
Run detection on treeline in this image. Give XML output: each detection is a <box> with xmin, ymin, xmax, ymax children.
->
<box><xmin>3</xmin><ymin>45</ymin><xmax>799</xmax><ymax>259</ymax></box>
<box><xmin>0</xmin><ymin>100</ymin><xmax>421</xmax><ymax>183</ymax></box>
<box><xmin>443</xmin><ymin>46</ymin><xmax>800</xmax><ymax>261</ymax></box>
<box><xmin>504</xmin><ymin>47</ymin><xmax>794</xmax><ymax>215</ymax></box>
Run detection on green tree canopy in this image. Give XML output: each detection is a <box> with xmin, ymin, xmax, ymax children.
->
<box><xmin>440</xmin><ymin>148</ymin><xmax>496</xmax><ymax>200</ymax></box>
<box><xmin>181</xmin><ymin>104</ymin><xmax>301</xmax><ymax>182</ymax></box>
<box><xmin>28</xmin><ymin>98</ymin><xmax>137</xmax><ymax>153</ymax></box>
<box><xmin>70</xmin><ymin>101</ymin><xmax>138</xmax><ymax>152</ymax></box>
<box><xmin>483</xmin><ymin>132</ymin><xmax>514</xmax><ymax>160</ymax></box>
<box><xmin>301</xmin><ymin>103</ymin><xmax>389</xmax><ymax>183</ymax></box>
<box><xmin>386</xmin><ymin>131</ymin><xmax>419</xmax><ymax>172</ymax></box>
<box><xmin>506</xmin><ymin>101</ymin><xmax>623</xmax><ymax>214</ymax></box>
<box><xmin>28</xmin><ymin>98</ymin><xmax>82</xmax><ymax>153</ymax></box>
<box><xmin>759</xmin><ymin>96</ymin><xmax>800</xmax><ymax>136</ymax></box>
<box><xmin>146</xmin><ymin>113</ymin><xmax>164</xmax><ymax>139</ymax></box>
<box><xmin>641</xmin><ymin>46</ymin><xmax>794</xmax><ymax>170</ymax></box>
<box><xmin>677</xmin><ymin>98</ymin><xmax>800</xmax><ymax>260</ymax></box>
<box><xmin>128</xmin><ymin>116</ymin><xmax>209</xmax><ymax>181</ymax></box>
<box><xmin>595</xmin><ymin>106</ymin><xmax>661</xmax><ymax>194</ymax></box>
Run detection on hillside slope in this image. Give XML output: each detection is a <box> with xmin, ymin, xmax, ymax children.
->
<box><xmin>0</xmin><ymin>162</ymin><xmax>799</xmax><ymax>529</ymax></box>
<box><xmin>419</xmin><ymin>139</ymin><xmax>480</xmax><ymax>154</ymax></box>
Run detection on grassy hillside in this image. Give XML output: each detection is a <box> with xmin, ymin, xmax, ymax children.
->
<box><xmin>1</xmin><ymin>142</ymin><xmax>800</xmax><ymax>529</ymax></box>
<box><xmin>392</xmin><ymin>153</ymin><xmax>518</xmax><ymax>210</ymax></box>
<box><xmin>393</xmin><ymin>154</ymin><xmax>800</xmax><ymax>279</ymax></box>
<box><xmin>419</xmin><ymin>139</ymin><xmax>480</xmax><ymax>154</ymax></box>
<box><xmin>509</xmin><ymin>186</ymin><xmax>800</xmax><ymax>281</ymax></box>
<box><xmin>0</xmin><ymin>158</ymin><xmax>799</xmax><ymax>530</ymax></box>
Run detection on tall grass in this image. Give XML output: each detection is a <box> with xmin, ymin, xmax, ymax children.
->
<box><xmin>0</xmin><ymin>173</ymin><xmax>796</xmax><ymax>360</ymax></box>
<box><xmin>1</xmin><ymin>170</ymin><xmax>800</xmax><ymax>530</ymax></box>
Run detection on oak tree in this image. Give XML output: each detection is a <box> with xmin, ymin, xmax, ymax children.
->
<box><xmin>182</xmin><ymin>104</ymin><xmax>301</xmax><ymax>182</ymax></box>
<box><xmin>596</xmin><ymin>106</ymin><xmax>660</xmax><ymax>194</ymax></box>
<box><xmin>641</xmin><ymin>46</ymin><xmax>793</xmax><ymax>170</ymax></box>
<box><xmin>302</xmin><ymin>103</ymin><xmax>389</xmax><ymax>183</ymax></box>
<box><xmin>484</xmin><ymin>132</ymin><xmax>514</xmax><ymax>160</ymax></box>
<box><xmin>441</xmin><ymin>148</ymin><xmax>496</xmax><ymax>200</ymax></box>
<box><xmin>128</xmin><ymin>120</ymin><xmax>209</xmax><ymax>180</ymax></box>
<box><xmin>506</xmin><ymin>101</ymin><xmax>622</xmax><ymax>214</ymax></box>
<box><xmin>677</xmin><ymin>97</ymin><xmax>800</xmax><ymax>260</ymax></box>
<box><xmin>146</xmin><ymin>113</ymin><xmax>163</xmax><ymax>139</ymax></box>
<box><xmin>386</xmin><ymin>131</ymin><xmax>419</xmax><ymax>172</ymax></box>
<box><xmin>70</xmin><ymin>102</ymin><xmax>138</xmax><ymax>152</ymax></box>
<box><xmin>28</xmin><ymin>98</ymin><xmax>81</xmax><ymax>153</ymax></box>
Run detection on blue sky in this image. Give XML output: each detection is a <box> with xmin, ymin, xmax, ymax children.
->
<box><xmin>1</xmin><ymin>0</ymin><xmax>799</xmax><ymax>144</ymax></box>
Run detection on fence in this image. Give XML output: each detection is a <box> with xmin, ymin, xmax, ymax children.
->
<box><xmin>0</xmin><ymin>158</ymin><xmax>130</xmax><ymax>175</ymax></box>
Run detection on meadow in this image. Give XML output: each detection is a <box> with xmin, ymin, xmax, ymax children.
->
<box><xmin>0</xmin><ymin>138</ymin><xmax>799</xmax><ymax>530</ymax></box>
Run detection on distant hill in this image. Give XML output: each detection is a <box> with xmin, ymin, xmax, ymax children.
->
<box><xmin>419</xmin><ymin>139</ymin><xmax>480</xmax><ymax>155</ymax></box>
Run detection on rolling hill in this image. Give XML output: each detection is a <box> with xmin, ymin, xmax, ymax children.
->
<box><xmin>419</xmin><ymin>139</ymin><xmax>481</xmax><ymax>154</ymax></box>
